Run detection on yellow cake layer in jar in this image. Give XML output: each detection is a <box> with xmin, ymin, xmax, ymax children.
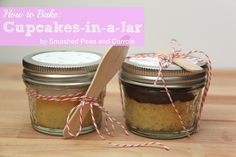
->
<box><xmin>125</xmin><ymin>97</ymin><xmax>198</xmax><ymax>132</ymax></box>
<box><xmin>34</xmin><ymin>99</ymin><xmax>101</xmax><ymax>129</ymax></box>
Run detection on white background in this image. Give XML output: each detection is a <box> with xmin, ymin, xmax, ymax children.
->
<box><xmin>0</xmin><ymin>0</ymin><xmax>235</xmax><ymax>69</ymax></box>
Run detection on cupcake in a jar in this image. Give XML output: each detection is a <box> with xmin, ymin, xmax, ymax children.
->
<box><xmin>119</xmin><ymin>53</ymin><xmax>207</xmax><ymax>139</ymax></box>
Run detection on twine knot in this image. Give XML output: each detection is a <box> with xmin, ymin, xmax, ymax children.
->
<box><xmin>158</xmin><ymin>51</ymin><xmax>185</xmax><ymax>68</ymax></box>
<box><xmin>79</xmin><ymin>95</ymin><xmax>98</xmax><ymax>104</ymax></box>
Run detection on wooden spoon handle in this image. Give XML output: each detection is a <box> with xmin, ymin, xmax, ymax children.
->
<box><xmin>173</xmin><ymin>58</ymin><xmax>203</xmax><ymax>72</ymax></box>
<box><xmin>86</xmin><ymin>46</ymin><xmax>129</xmax><ymax>97</ymax></box>
<box><xmin>63</xmin><ymin>45</ymin><xmax>129</xmax><ymax>138</ymax></box>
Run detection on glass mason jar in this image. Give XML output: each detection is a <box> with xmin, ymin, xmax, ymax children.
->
<box><xmin>22</xmin><ymin>51</ymin><xmax>105</xmax><ymax>136</ymax></box>
<box><xmin>119</xmin><ymin>53</ymin><xmax>206</xmax><ymax>139</ymax></box>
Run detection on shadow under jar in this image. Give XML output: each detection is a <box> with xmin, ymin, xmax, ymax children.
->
<box><xmin>119</xmin><ymin>53</ymin><xmax>207</xmax><ymax>139</ymax></box>
<box><xmin>22</xmin><ymin>51</ymin><xmax>105</xmax><ymax>136</ymax></box>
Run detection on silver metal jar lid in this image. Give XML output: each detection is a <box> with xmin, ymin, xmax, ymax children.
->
<box><xmin>23</xmin><ymin>50</ymin><xmax>102</xmax><ymax>86</ymax></box>
<box><xmin>120</xmin><ymin>53</ymin><xmax>207</xmax><ymax>89</ymax></box>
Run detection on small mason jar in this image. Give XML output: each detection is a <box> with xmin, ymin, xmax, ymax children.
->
<box><xmin>119</xmin><ymin>53</ymin><xmax>206</xmax><ymax>139</ymax></box>
<box><xmin>22</xmin><ymin>51</ymin><xmax>105</xmax><ymax>136</ymax></box>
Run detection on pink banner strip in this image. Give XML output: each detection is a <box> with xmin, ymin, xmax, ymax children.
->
<box><xmin>0</xmin><ymin>7</ymin><xmax>144</xmax><ymax>46</ymax></box>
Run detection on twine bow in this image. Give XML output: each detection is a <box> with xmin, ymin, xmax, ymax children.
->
<box><xmin>26</xmin><ymin>89</ymin><xmax>169</xmax><ymax>150</ymax></box>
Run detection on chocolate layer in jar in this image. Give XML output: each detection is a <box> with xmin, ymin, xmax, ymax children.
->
<box><xmin>122</xmin><ymin>81</ymin><xmax>195</xmax><ymax>104</ymax></box>
<box><xmin>120</xmin><ymin>53</ymin><xmax>206</xmax><ymax>139</ymax></box>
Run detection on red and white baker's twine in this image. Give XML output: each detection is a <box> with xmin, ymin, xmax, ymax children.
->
<box><xmin>26</xmin><ymin>89</ymin><xmax>169</xmax><ymax>150</ymax></box>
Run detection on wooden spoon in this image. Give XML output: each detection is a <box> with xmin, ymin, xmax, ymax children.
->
<box><xmin>63</xmin><ymin>39</ymin><xmax>129</xmax><ymax>138</ymax></box>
